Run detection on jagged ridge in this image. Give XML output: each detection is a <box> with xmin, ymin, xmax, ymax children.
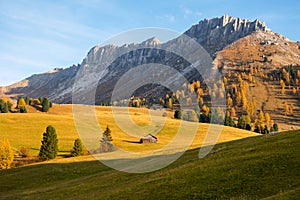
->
<box><xmin>185</xmin><ymin>14</ymin><xmax>270</xmax><ymax>54</ymax></box>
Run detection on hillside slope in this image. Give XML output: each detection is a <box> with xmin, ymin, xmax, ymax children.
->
<box><xmin>215</xmin><ymin>31</ymin><xmax>300</xmax><ymax>130</ymax></box>
<box><xmin>0</xmin><ymin>130</ymin><xmax>299</xmax><ymax>199</ymax></box>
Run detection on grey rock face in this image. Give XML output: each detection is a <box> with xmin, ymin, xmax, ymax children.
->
<box><xmin>184</xmin><ymin>14</ymin><xmax>269</xmax><ymax>55</ymax></box>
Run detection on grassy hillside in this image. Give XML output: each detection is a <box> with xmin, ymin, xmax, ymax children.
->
<box><xmin>0</xmin><ymin>130</ymin><xmax>299</xmax><ymax>199</ymax></box>
<box><xmin>0</xmin><ymin>104</ymin><xmax>257</xmax><ymax>156</ymax></box>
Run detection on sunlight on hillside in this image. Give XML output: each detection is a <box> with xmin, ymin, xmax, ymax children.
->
<box><xmin>0</xmin><ymin>104</ymin><xmax>258</xmax><ymax>161</ymax></box>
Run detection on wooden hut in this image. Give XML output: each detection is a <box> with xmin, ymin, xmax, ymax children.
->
<box><xmin>140</xmin><ymin>134</ymin><xmax>157</xmax><ymax>144</ymax></box>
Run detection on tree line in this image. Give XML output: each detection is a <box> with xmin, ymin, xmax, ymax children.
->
<box><xmin>0</xmin><ymin>96</ymin><xmax>53</xmax><ymax>113</ymax></box>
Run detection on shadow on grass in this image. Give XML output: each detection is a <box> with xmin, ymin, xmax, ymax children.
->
<box><xmin>122</xmin><ymin>140</ymin><xmax>141</xmax><ymax>144</ymax></box>
<box><xmin>1</xmin><ymin>131</ymin><xmax>299</xmax><ymax>200</ymax></box>
<box><xmin>30</xmin><ymin>105</ymin><xmax>43</xmax><ymax>112</ymax></box>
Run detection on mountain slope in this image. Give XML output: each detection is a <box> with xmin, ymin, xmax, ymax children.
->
<box><xmin>214</xmin><ymin>31</ymin><xmax>300</xmax><ymax>130</ymax></box>
<box><xmin>0</xmin><ymin>130</ymin><xmax>299</xmax><ymax>199</ymax></box>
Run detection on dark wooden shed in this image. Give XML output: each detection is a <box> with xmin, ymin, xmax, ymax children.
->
<box><xmin>140</xmin><ymin>134</ymin><xmax>157</xmax><ymax>144</ymax></box>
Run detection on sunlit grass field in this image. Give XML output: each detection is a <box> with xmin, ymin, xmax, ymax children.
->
<box><xmin>0</xmin><ymin>104</ymin><xmax>257</xmax><ymax>157</ymax></box>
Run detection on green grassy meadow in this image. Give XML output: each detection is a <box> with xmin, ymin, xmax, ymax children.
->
<box><xmin>0</xmin><ymin>104</ymin><xmax>298</xmax><ymax>199</ymax></box>
<box><xmin>0</xmin><ymin>130</ymin><xmax>299</xmax><ymax>199</ymax></box>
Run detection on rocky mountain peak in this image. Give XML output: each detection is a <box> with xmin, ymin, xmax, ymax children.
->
<box><xmin>141</xmin><ymin>36</ymin><xmax>161</xmax><ymax>46</ymax></box>
<box><xmin>185</xmin><ymin>15</ymin><xmax>271</xmax><ymax>55</ymax></box>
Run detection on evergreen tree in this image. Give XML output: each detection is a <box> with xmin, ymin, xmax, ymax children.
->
<box><xmin>263</xmin><ymin>125</ymin><xmax>269</xmax><ymax>134</ymax></box>
<box><xmin>38</xmin><ymin>125</ymin><xmax>58</xmax><ymax>160</ymax></box>
<box><xmin>224</xmin><ymin>115</ymin><xmax>235</xmax><ymax>127</ymax></box>
<box><xmin>100</xmin><ymin>126</ymin><xmax>113</xmax><ymax>152</ymax></box>
<box><xmin>0</xmin><ymin>99</ymin><xmax>5</xmax><ymax>113</ymax></box>
<box><xmin>71</xmin><ymin>138</ymin><xmax>83</xmax><ymax>157</ymax></box>
<box><xmin>25</xmin><ymin>97</ymin><xmax>30</xmax><ymax>105</ymax></box>
<box><xmin>199</xmin><ymin>111</ymin><xmax>211</xmax><ymax>123</ymax></box>
<box><xmin>174</xmin><ymin>110</ymin><xmax>182</xmax><ymax>119</ymax></box>
<box><xmin>7</xmin><ymin>99</ymin><xmax>12</xmax><ymax>111</ymax></box>
<box><xmin>42</xmin><ymin>97</ymin><xmax>50</xmax><ymax>112</ymax></box>
<box><xmin>0</xmin><ymin>139</ymin><xmax>14</xmax><ymax>169</ymax></box>
<box><xmin>19</xmin><ymin>106</ymin><xmax>27</xmax><ymax>113</ymax></box>
<box><xmin>273</xmin><ymin>123</ymin><xmax>279</xmax><ymax>132</ymax></box>
<box><xmin>254</xmin><ymin>124</ymin><xmax>261</xmax><ymax>133</ymax></box>
<box><xmin>2</xmin><ymin>102</ymin><xmax>9</xmax><ymax>113</ymax></box>
<box><xmin>245</xmin><ymin>124</ymin><xmax>252</xmax><ymax>131</ymax></box>
<box><xmin>237</xmin><ymin>115</ymin><xmax>251</xmax><ymax>129</ymax></box>
<box><xmin>39</xmin><ymin>97</ymin><xmax>44</xmax><ymax>105</ymax></box>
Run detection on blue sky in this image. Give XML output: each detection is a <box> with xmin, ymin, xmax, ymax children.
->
<box><xmin>0</xmin><ymin>0</ymin><xmax>299</xmax><ymax>86</ymax></box>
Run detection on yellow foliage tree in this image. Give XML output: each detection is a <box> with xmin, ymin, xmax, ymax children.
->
<box><xmin>168</xmin><ymin>98</ymin><xmax>173</xmax><ymax>109</ymax></box>
<box><xmin>292</xmin><ymin>87</ymin><xmax>297</xmax><ymax>95</ymax></box>
<box><xmin>227</xmin><ymin>96</ymin><xmax>233</xmax><ymax>107</ymax></box>
<box><xmin>189</xmin><ymin>84</ymin><xmax>195</xmax><ymax>93</ymax></box>
<box><xmin>196</xmin><ymin>80</ymin><xmax>201</xmax><ymax>88</ymax></box>
<box><xmin>280</xmin><ymin>79</ymin><xmax>285</xmax><ymax>88</ymax></box>
<box><xmin>237</xmin><ymin>74</ymin><xmax>243</xmax><ymax>84</ymax></box>
<box><xmin>197</xmin><ymin>88</ymin><xmax>204</xmax><ymax>97</ymax></box>
<box><xmin>241</xmin><ymin>90</ymin><xmax>248</xmax><ymax>110</ymax></box>
<box><xmin>231</xmin><ymin>107</ymin><xmax>236</xmax><ymax>117</ymax></box>
<box><xmin>265</xmin><ymin>113</ymin><xmax>271</xmax><ymax>125</ymax></box>
<box><xmin>289</xmin><ymin>104</ymin><xmax>294</xmax><ymax>114</ymax></box>
<box><xmin>285</xmin><ymin>72</ymin><xmax>290</xmax><ymax>85</ymax></box>
<box><xmin>17</xmin><ymin>98</ymin><xmax>26</xmax><ymax>108</ymax></box>
<box><xmin>202</xmin><ymin>105</ymin><xmax>210</xmax><ymax>115</ymax></box>
<box><xmin>0</xmin><ymin>139</ymin><xmax>14</xmax><ymax>169</ymax></box>
<box><xmin>223</xmin><ymin>76</ymin><xmax>228</xmax><ymax>85</ymax></box>
<box><xmin>258</xmin><ymin>110</ymin><xmax>265</xmax><ymax>123</ymax></box>
<box><xmin>198</xmin><ymin>97</ymin><xmax>204</xmax><ymax>105</ymax></box>
<box><xmin>246</xmin><ymin>102</ymin><xmax>255</xmax><ymax>116</ymax></box>
<box><xmin>281</xmin><ymin>86</ymin><xmax>285</xmax><ymax>96</ymax></box>
<box><xmin>284</xmin><ymin>103</ymin><xmax>289</xmax><ymax>115</ymax></box>
<box><xmin>236</xmin><ymin>91</ymin><xmax>242</xmax><ymax>105</ymax></box>
<box><xmin>248</xmin><ymin>74</ymin><xmax>253</xmax><ymax>83</ymax></box>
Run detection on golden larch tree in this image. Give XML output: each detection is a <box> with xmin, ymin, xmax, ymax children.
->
<box><xmin>0</xmin><ymin>139</ymin><xmax>14</xmax><ymax>169</ymax></box>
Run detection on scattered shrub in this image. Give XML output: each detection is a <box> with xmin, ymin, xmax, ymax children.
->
<box><xmin>71</xmin><ymin>138</ymin><xmax>83</xmax><ymax>157</ymax></box>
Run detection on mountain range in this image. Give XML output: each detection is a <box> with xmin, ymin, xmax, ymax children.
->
<box><xmin>1</xmin><ymin>15</ymin><xmax>300</xmax><ymax>130</ymax></box>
